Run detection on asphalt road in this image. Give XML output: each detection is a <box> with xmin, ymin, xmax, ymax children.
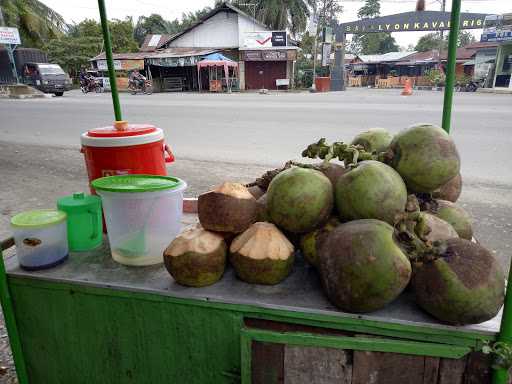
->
<box><xmin>1</xmin><ymin>88</ymin><xmax>511</xmax><ymax>270</ymax></box>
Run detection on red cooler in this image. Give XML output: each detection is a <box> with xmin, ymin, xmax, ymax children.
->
<box><xmin>81</xmin><ymin>121</ymin><xmax>175</xmax><ymax>192</ymax></box>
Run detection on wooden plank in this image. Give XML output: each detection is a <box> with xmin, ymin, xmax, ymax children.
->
<box><xmin>463</xmin><ymin>352</ymin><xmax>492</xmax><ymax>384</ymax></box>
<box><xmin>438</xmin><ymin>357</ymin><xmax>467</xmax><ymax>384</ymax></box>
<box><xmin>352</xmin><ymin>350</ymin><xmax>426</xmax><ymax>384</ymax></box>
<box><xmin>252</xmin><ymin>341</ymin><xmax>283</xmax><ymax>384</ymax></box>
<box><xmin>423</xmin><ymin>356</ymin><xmax>440</xmax><ymax>384</ymax></box>
<box><xmin>284</xmin><ymin>345</ymin><xmax>351</xmax><ymax>384</ymax></box>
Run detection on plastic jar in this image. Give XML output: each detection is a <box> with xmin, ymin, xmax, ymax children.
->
<box><xmin>92</xmin><ymin>175</ymin><xmax>187</xmax><ymax>266</ymax></box>
<box><xmin>11</xmin><ymin>210</ymin><xmax>68</xmax><ymax>270</ymax></box>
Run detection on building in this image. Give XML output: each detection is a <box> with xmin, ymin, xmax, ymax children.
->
<box><xmin>90</xmin><ymin>3</ymin><xmax>299</xmax><ymax>92</ymax></box>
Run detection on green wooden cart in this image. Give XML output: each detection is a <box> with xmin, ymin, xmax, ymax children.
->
<box><xmin>1</xmin><ymin>0</ymin><xmax>511</xmax><ymax>383</ymax></box>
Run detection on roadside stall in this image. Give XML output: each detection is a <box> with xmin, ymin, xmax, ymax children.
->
<box><xmin>197</xmin><ymin>53</ymin><xmax>239</xmax><ymax>92</ymax></box>
<box><xmin>1</xmin><ymin>1</ymin><xmax>512</xmax><ymax>384</ymax></box>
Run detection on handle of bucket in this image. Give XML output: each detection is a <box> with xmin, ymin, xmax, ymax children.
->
<box><xmin>88</xmin><ymin>209</ymin><xmax>99</xmax><ymax>240</ymax></box>
<box><xmin>164</xmin><ymin>144</ymin><xmax>175</xmax><ymax>163</ymax></box>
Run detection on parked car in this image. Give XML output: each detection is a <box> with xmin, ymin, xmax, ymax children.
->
<box><xmin>22</xmin><ymin>63</ymin><xmax>72</xmax><ymax>96</ymax></box>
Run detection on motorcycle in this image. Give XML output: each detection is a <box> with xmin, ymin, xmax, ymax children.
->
<box><xmin>128</xmin><ymin>78</ymin><xmax>153</xmax><ymax>95</ymax></box>
<box><xmin>80</xmin><ymin>78</ymin><xmax>102</xmax><ymax>94</ymax></box>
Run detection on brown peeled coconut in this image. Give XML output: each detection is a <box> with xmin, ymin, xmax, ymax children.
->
<box><xmin>198</xmin><ymin>182</ymin><xmax>258</xmax><ymax>233</ymax></box>
<box><xmin>247</xmin><ymin>185</ymin><xmax>265</xmax><ymax>200</ymax></box>
<box><xmin>428</xmin><ymin>200</ymin><xmax>473</xmax><ymax>240</ymax></box>
<box><xmin>413</xmin><ymin>238</ymin><xmax>504</xmax><ymax>325</ymax></box>
<box><xmin>300</xmin><ymin>217</ymin><xmax>340</xmax><ymax>268</ymax></box>
<box><xmin>432</xmin><ymin>173</ymin><xmax>462</xmax><ymax>203</ymax></box>
<box><xmin>318</xmin><ymin>219</ymin><xmax>411</xmax><ymax>313</ymax></box>
<box><xmin>163</xmin><ymin>225</ymin><xmax>227</xmax><ymax>287</ymax></box>
<box><xmin>229</xmin><ymin>222</ymin><xmax>295</xmax><ymax>285</ymax></box>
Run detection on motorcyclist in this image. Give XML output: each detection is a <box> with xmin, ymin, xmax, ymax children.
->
<box><xmin>79</xmin><ymin>69</ymin><xmax>88</xmax><ymax>87</ymax></box>
<box><xmin>129</xmin><ymin>70</ymin><xmax>146</xmax><ymax>89</ymax></box>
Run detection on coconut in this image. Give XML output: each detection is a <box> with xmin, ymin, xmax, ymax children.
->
<box><xmin>163</xmin><ymin>225</ymin><xmax>227</xmax><ymax>287</ymax></box>
<box><xmin>318</xmin><ymin>219</ymin><xmax>411</xmax><ymax>313</ymax></box>
<box><xmin>318</xmin><ymin>163</ymin><xmax>347</xmax><ymax>187</ymax></box>
<box><xmin>335</xmin><ymin>160</ymin><xmax>407</xmax><ymax>224</ymax></box>
<box><xmin>421</xmin><ymin>213</ymin><xmax>459</xmax><ymax>243</ymax></box>
<box><xmin>432</xmin><ymin>173</ymin><xmax>462</xmax><ymax>202</ymax></box>
<box><xmin>300</xmin><ymin>217</ymin><xmax>340</xmax><ymax>268</ymax></box>
<box><xmin>412</xmin><ymin>238</ymin><xmax>504</xmax><ymax>325</ymax></box>
<box><xmin>351</xmin><ymin>128</ymin><xmax>393</xmax><ymax>154</ymax></box>
<box><xmin>267</xmin><ymin>167</ymin><xmax>333</xmax><ymax>233</ymax></box>
<box><xmin>229</xmin><ymin>222</ymin><xmax>295</xmax><ymax>285</ymax></box>
<box><xmin>198</xmin><ymin>182</ymin><xmax>258</xmax><ymax>233</ymax></box>
<box><xmin>385</xmin><ymin>124</ymin><xmax>460</xmax><ymax>193</ymax></box>
<box><xmin>256</xmin><ymin>193</ymin><xmax>270</xmax><ymax>222</ymax></box>
<box><xmin>428</xmin><ymin>200</ymin><xmax>473</xmax><ymax>240</ymax></box>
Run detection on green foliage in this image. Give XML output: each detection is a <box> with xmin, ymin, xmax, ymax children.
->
<box><xmin>415</xmin><ymin>33</ymin><xmax>446</xmax><ymax>52</ymax></box>
<box><xmin>458</xmin><ymin>30</ymin><xmax>476</xmax><ymax>47</ymax></box>
<box><xmin>349</xmin><ymin>0</ymin><xmax>398</xmax><ymax>55</ymax></box>
<box><xmin>0</xmin><ymin>0</ymin><xmax>66</xmax><ymax>48</ymax></box>
<box><xmin>425</xmin><ymin>68</ymin><xmax>445</xmax><ymax>86</ymax></box>
<box><xmin>455</xmin><ymin>72</ymin><xmax>472</xmax><ymax>87</ymax></box>
<box><xmin>482</xmin><ymin>341</ymin><xmax>512</xmax><ymax>371</ymax></box>
<box><xmin>134</xmin><ymin>14</ymin><xmax>173</xmax><ymax>45</ymax></box>
<box><xmin>46</xmin><ymin>35</ymin><xmax>102</xmax><ymax>77</ymax></box>
<box><xmin>109</xmin><ymin>17</ymin><xmax>138</xmax><ymax>53</ymax></box>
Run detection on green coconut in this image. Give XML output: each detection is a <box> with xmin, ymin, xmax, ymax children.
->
<box><xmin>385</xmin><ymin>124</ymin><xmax>460</xmax><ymax>193</ymax></box>
<box><xmin>198</xmin><ymin>182</ymin><xmax>258</xmax><ymax>233</ymax></box>
<box><xmin>335</xmin><ymin>160</ymin><xmax>407</xmax><ymax>224</ymax></box>
<box><xmin>432</xmin><ymin>173</ymin><xmax>462</xmax><ymax>203</ymax></box>
<box><xmin>267</xmin><ymin>167</ymin><xmax>333</xmax><ymax>233</ymax></box>
<box><xmin>318</xmin><ymin>219</ymin><xmax>411</xmax><ymax>313</ymax></box>
<box><xmin>413</xmin><ymin>238</ymin><xmax>504</xmax><ymax>325</ymax></box>
<box><xmin>229</xmin><ymin>222</ymin><xmax>295</xmax><ymax>285</ymax></box>
<box><xmin>300</xmin><ymin>217</ymin><xmax>340</xmax><ymax>268</ymax></box>
<box><xmin>163</xmin><ymin>225</ymin><xmax>226</xmax><ymax>287</ymax></box>
<box><xmin>318</xmin><ymin>163</ymin><xmax>347</xmax><ymax>187</ymax></box>
<box><xmin>351</xmin><ymin>127</ymin><xmax>393</xmax><ymax>154</ymax></box>
<box><xmin>429</xmin><ymin>200</ymin><xmax>473</xmax><ymax>240</ymax></box>
<box><xmin>421</xmin><ymin>213</ymin><xmax>459</xmax><ymax>243</ymax></box>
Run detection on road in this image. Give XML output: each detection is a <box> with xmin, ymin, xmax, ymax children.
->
<box><xmin>1</xmin><ymin>88</ymin><xmax>511</xmax><ymax>268</ymax></box>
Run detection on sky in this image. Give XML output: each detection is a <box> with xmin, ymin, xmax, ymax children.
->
<box><xmin>40</xmin><ymin>0</ymin><xmax>511</xmax><ymax>49</ymax></box>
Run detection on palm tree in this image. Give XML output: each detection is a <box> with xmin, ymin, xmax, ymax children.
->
<box><xmin>0</xmin><ymin>0</ymin><xmax>67</xmax><ymax>48</ymax></box>
<box><xmin>237</xmin><ymin>0</ymin><xmax>315</xmax><ymax>36</ymax></box>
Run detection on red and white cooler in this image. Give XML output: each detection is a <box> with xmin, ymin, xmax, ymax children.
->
<box><xmin>81</xmin><ymin>121</ymin><xmax>175</xmax><ymax>192</ymax></box>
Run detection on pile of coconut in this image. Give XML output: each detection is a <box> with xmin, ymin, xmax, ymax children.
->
<box><xmin>163</xmin><ymin>123</ymin><xmax>505</xmax><ymax>326</ymax></box>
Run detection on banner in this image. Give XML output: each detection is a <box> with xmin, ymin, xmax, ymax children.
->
<box><xmin>243</xmin><ymin>31</ymin><xmax>287</xmax><ymax>48</ymax></box>
<box><xmin>0</xmin><ymin>27</ymin><xmax>21</xmax><ymax>45</ymax></box>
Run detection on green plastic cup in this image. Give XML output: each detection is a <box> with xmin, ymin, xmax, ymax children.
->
<box><xmin>57</xmin><ymin>192</ymin><xmax>102</xmax><ymax>252</ymax></box>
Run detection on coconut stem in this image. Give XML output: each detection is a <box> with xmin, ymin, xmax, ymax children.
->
<box><xmin>301</xmin><ymin>138</ymin><xmax>375</xmax><ymax>166</ymax></box>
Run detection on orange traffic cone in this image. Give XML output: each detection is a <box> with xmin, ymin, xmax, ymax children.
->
<box><xmin>401</xmin><ymin>79</ymin><xmax>413</xmax><ymax>96</ymax></box>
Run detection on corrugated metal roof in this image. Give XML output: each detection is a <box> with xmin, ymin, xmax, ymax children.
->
<box><xmin>90</xmin><ymin>52</ymin><xmax>149</xmax><ymax>61</ymax></box>
<box><xmin>359</xmin><ymin>51</ymin><xmax>416</xmax><ymax>63</ymax></box>
<box><xmin>140</xmin><ymin>34</ymin><xmax>176</xmax><ymax>52</ymax></box>
<box><xmin>150</xmin><ymin>48</ymin><xmax>218</xmax><ymax>58</ymax></box>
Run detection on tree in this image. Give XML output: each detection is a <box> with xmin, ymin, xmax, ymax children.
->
<box><xmin>0</xmin><ymin>0</ymin><xmax>66</xmax><ymax>48</ymax></box>
<box><xmin>109</xmin><ymin>17</ymin><xmax>138</xmax><ymax>53</ymax></box>
<box><xmin>46</xmin><ymin>35</ymin><xmax>102</xmax><ymax>77</ymax></box>
<box><xmin>349</xmin><ymin>0</ymin><xmax>398</xmax><ymax>55</ymax></box>
<box><xmin>134</xmin><ymin>14</ymin><xmax>172</xmax><ymax>45</ymax></box>
<box><xmin>415</xmin><ymin>32</ymin><xmax>446</xmax><ymax>52</ymax></box>
<box><xmin>458</xmin><ymin>30</ymin><xmax>476</xmax><ymax>47</ymax></box>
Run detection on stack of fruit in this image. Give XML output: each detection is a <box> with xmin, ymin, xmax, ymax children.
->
<box><xmin>163</xmin><ymin>124</ymin><xmax>504</xmax><ymax>326</ymax></box>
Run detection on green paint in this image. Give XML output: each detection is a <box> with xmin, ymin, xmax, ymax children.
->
<box><xmin>97</xmin><ymin>0</ymin><xmax>122</xmax><ymax>121</ymax></box>
<box><xmin>441</xmin><ymin>0</ymin><xmax>462</xmax><ymax>133</ymax></box>
<box><xmin>240</xmin><ymin>331</ymin><xmax>252</xmax><ymax>384</ymax></box>
<box><xmin>0</xmin><ymin>252</ymin><xmax>29</xmax><ymax>384</ymax></box>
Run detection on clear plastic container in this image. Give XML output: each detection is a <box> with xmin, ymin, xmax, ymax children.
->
<box><xmin>92</xmin><ymin>175</ymin><xmax>186</xmax><ymax>266</ymax></box>
<box><xmin>11</xmin><ymin>210</ymin><xmax>68</xmax><ymax>270</ymax></box>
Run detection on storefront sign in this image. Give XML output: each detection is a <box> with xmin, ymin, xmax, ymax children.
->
<box><xmin>97</xmin><ymin>59</ymin><xmax>144</xmax><ymax>71</ymax></box>
<box><xmin>341</xmin><ymin>11</ymin><xmax>487</xmax><ymax>34</ymax></box>
<box><xmin>243</xmin><ymin>50</ymin><xmax>288</xmax><ymax>61</ymax></box>
<box><xmin>244</xmin><ymin>31</ymin><xmax>287</xmax><ymax>48</ymax></box>
<box><xmin>481</xmin><ymin>14</ymin><xmax>512</xmax><ymax>42</ymax></box>
<box><xmin>0</xmin><ymin>27</ymin><xmax>21</xmax><ymax>45</ymax></box>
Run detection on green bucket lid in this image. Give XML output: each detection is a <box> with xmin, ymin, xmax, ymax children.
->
<box><xmin>11</xmin><ymin>209</ymin><xmax>67</xmax><ymax>229</ymax></box>
<box><xmin>91</xmin><ymin>175</ymin><xmax>184</xmax><ymax>193</ymax></box>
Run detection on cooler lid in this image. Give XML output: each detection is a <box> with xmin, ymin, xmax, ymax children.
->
<box><xmin>87</xmin><ymin>122</ymin><xmax>157</xmax><ymax>138</ymax></box>
<box><xmin>11</xmin><ymin>209</ymin><xmax>67</xmax><ymax>229</ymax></box>
<box><xmin>92</xmin><ymin>175</ymin><xmax>185</xmax><ymax>193</ymax></box>
<box><xmin>57</xmin><ymin>192</ymin><xmax>101</xmax><ymax>213</ymax></box>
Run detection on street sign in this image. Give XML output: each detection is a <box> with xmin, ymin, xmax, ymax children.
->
<box><xmin>0</xmin><ymin>27</ymin><xmax>21</xmax><ymax>45</ymax></box>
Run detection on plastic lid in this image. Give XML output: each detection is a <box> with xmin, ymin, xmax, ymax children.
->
<box><xmin>57</xmin><ymin>192</ymin><xmax>101</xmax><ymax>212</ymax></box>
<box><xmin>11</xmin><ymin>209</ymin><xmax>67</xmax><ymax>229</ymax></box>
<box><xmin>92</xmin><ymin>175</ymin><xmax>184</xmax><ymax>193</ymax></box>
<box><xmin>87</xmin><ymin>122</ymin><xmax>157</xmax><ymax>138</ymax></box>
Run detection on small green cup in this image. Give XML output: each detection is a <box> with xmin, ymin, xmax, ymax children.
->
<box><xmin>57</xmin><ymin>192</ymin><xmax>102</xmax><ymax>252</ymax></box>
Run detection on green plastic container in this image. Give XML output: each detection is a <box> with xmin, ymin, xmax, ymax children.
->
<box><xmin>57</xmin><ymin>192</ymin><xmax>102</xmax><ymax>252</ymax></box>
